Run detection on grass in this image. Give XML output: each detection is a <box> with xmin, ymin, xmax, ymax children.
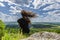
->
<box><xmin>2</xmin><ymin>33</ymin><xmax>27</xmax><ymax>40</ymax></box>
<box><xmin>2</xmin><ymin>28</ymin><xmax>29</xmax><ymax>40</ymax></box>
<box><xmin>1</xmin><ymin>25</ymin><xmax>60</xmax><ymax>40</ymax></box>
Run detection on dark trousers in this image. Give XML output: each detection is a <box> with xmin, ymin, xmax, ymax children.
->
<box><xmin>22</xmin><ymin>28</ymin><xmax>30</xmax><ymax>34</ymax></box>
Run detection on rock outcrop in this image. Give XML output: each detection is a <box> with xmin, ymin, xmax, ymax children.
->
<box><xmin>21</xmin><ymin>32</ymin><xmax>60</xmax><ymax>40</ymax></box>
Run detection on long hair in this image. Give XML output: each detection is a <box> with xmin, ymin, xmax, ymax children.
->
<box><xmin>20</xmin><ymin>10</ymin><xmax>36</xmax><ymax>23</ymax></box>
<box><xmin>21</xmin><ymin>10</ymin><xmax>36</xmax><ymax>17</ymax></box>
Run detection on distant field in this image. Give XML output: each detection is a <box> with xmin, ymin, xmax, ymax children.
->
<box><xmin>30</xmin><ymin>27</ymin><xmax>60</xmax><ymax>34</ymax></box>
<box><xmin>30</xmin><ymin>23</ymin><xmax>60</xmax><ymax>34</ymax></box>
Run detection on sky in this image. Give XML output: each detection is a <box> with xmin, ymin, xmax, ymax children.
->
<box><xmin>0</xmin><ymin>0</ymin><xmax>60</xmax><ymax>22</ymax></box>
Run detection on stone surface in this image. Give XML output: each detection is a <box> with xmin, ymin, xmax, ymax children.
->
<box><xmin>21</xmin><ymin>32</ymin><xmax>60</xmax><ymax>40</ymax></box>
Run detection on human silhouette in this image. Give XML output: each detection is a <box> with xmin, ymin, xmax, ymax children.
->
<box><xmin>17</xmin><ymin>10</ymin><xmax>36</xmax><ymax>34</ymax></box>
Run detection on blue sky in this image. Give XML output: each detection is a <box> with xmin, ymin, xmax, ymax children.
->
<box><xmin>0</xmin><ymin>0</ymin><xmax>60</xmax><ymax>22</ymax></box>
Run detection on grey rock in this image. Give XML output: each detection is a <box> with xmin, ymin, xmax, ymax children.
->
<box><xmin>21</xmin><ymin>32</ymin><xmax>60</xmax><ymax>40</ymax></box>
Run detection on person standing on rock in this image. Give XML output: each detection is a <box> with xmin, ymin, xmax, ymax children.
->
<box><xmin>17</xmin><ymin>10</ymin><xmax>36</xmax><ymax>34</ymax></box>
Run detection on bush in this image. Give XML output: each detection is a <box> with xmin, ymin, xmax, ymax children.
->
<box><xmin>0</xmin><ymin>20</ymin><xmax>5</xmax><ymax>40</ymax></box>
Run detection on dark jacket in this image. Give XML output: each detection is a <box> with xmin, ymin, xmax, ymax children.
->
<box><xmin>17</xmin><ymin>18</ymin><xmax>30</xmax><ymax>33</ymax></box>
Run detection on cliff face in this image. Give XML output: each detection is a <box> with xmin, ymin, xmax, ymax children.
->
<box><xmin>21</xmin><ymin>32</ymin><xmax>60</xmax><ymax>40</ymax></box>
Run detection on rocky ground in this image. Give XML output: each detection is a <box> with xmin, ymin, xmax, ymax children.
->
<box><xmin>21</xmin><ymin>32</ymin><xmax>60</xmax><ymax>40</ymax></box>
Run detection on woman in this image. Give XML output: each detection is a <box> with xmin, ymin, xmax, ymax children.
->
<box><xmin>17</xmin><ymin>10</ymin><xmax>36</xmax><ymax>34</ymax></box>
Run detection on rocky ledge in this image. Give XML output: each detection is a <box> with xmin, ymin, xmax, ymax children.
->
<box><xmin>21</xmin><ymin>32</ymin><xmax>60</xmax><ymax>40</ymax></box>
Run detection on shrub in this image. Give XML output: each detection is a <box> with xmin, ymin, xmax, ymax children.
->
<box><xmin>0</xmin><ymin>20</ymin><xmax>5</xmax><ymax>40</ymax></box>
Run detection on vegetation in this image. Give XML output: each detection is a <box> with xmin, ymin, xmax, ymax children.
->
<box><xmin>0</xmin><ymin>21</ymin><xmax>60</xmax><ymax>40</ymax></box>
<box><xmin>0</xmin><ymin>20</ymin><xmax>5</xmax><ymax>40</ymax></box>
<box><xmin>2</xmin><ymin>27</ymin><xmax>60</xmax><ymax>40</ymax></box>
<box><xmin>30</xmin><ymin>27</ymin><xmax>60</xmax><ymax>34</ymax></box>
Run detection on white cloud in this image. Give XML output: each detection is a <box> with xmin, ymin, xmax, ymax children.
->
<box><xmin>31</xmin><ymin>9</ymin><xmax>60</xmax><ymax>22</ymax></box>
<box><xmin>32</xmin><ymin>0</ymin><xmax>56</xmax><ymax>9</ymax></box>
<box><xmin>9</xmin><ymin>6</ymin><xmax>22</xmax><ymax>14</ymax></box>
<box><xmin>0</xmin><ymin>2</ymin><xmax>5</xmax><ymax>7</ymax></box>
<box><xmin>0</xmin><ymin>0</ymin><xmax>4</xmax><ymax>2</ymax></box>
<box><xmin>0</xmin><ymin>12</ymin><xmax>9</xmax><ymax>22</ymax></box>
<box><xmin>32</xmin><ymin>0</ymin><xmax>60</xmax><ymax>9</ymax></box>
<box><xmin>0</xmin><ymin>12</ymin><xmax>19</xmax><ymax>22</ymax></box>
<box><xmin>41</xmin><ymin>10</ymin><xmax>60</xmax><ymax>22</ymax></box>
<box><xmin>0</xmin><ymin>0</ymin><xmax>60</xmax><ymax>22</ymax></box>
<box><xmin>0</xmin><ymin>0</ymin><xmax>19</xmax><ymax>6</ymax></box>
<box><xmin>43</xmin><ymin>0</ymin><xmax>55</xmax><ymax>3</ymax></box>
<box><xmin>4</xmin><ymin>0</ymin><xmax>32</xmax><ymax>8</ymax></box>
<box><xmin>55</xmin><ymin>0</ymin><xmax>60</xmax><ymax>2</ymax></box>
<box><xmin>8</xmin><ymin>0</ymin><xmax>31</xmax><ymax>6</ymax></box>
<box><xmin>43</xmin><ymin>3</ymin><xmax>60</xmax><ymax>10</ymax></box>
<box><xmin>32</xmin><ymin>0</ymin><xmax>41</xmax><ymax>9</ymax></box>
